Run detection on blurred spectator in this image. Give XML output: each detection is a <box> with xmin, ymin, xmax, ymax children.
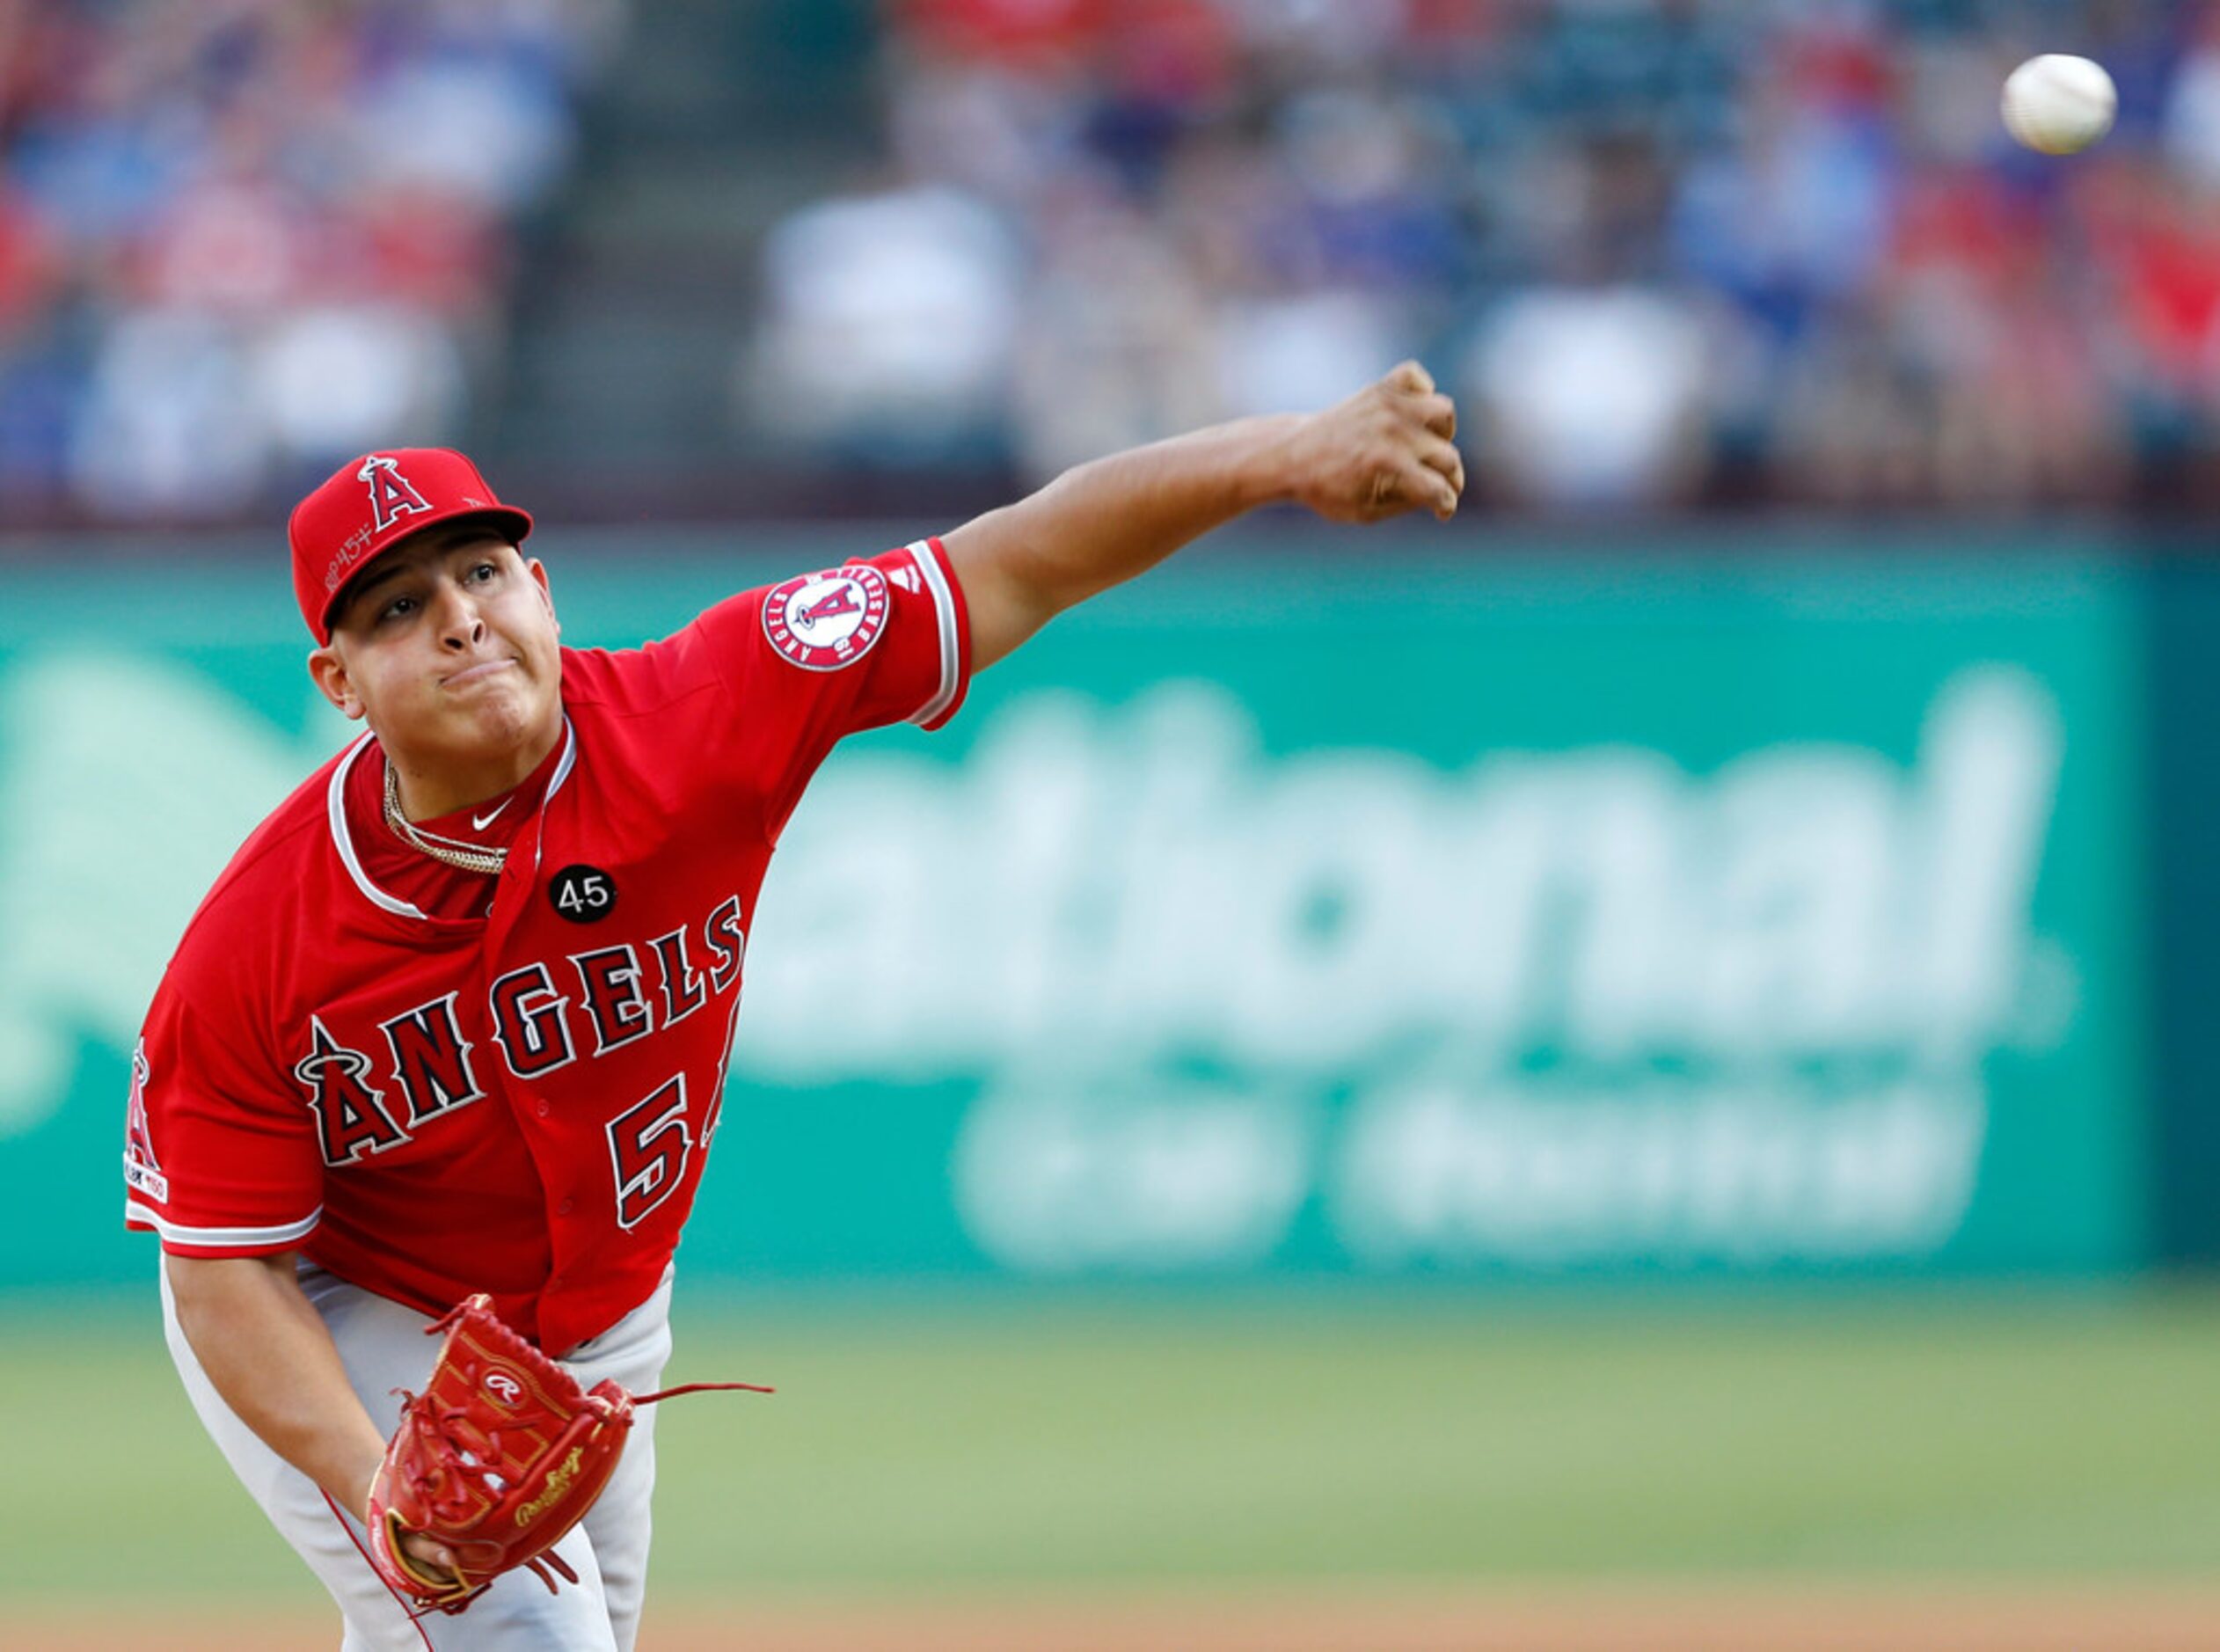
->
<box><xmin>1466</xmin><ymin>282</ymin><xmax>1711</xmax><ymax>508</ymax></box>
<box><xmin>1006</xmin><ymin>189</ymin><xmax>1220</xmax><ymax>479</ymax></box>
<box><xmin>0</xmin><ymin>0</ymin><xmax>623</xmax><ymax>522</ymax></box>
<box><xmin>741</xmin><ymin>183</ymin><xmax>1024</xmax><ymax>466</ymax></box>
<box><xmin>2168</xmin><ymin>16</ymin><xmax>2220</xmax><ymax>186</ymax></box>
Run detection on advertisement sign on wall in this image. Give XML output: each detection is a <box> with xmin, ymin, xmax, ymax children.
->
<box><xmin>0</xmin><ymin>539</ymin><xmax>2147</xmax><ymax>1287</ymax></box>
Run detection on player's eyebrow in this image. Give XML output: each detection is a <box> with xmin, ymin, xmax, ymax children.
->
<box><xmin>346</xmin><ymin>561</ymin><xmax>413</xmax><ymax>605</ymax></box>
<box><xmin>341</xmin><ymin>526</ymin><xmax>513</xmax><ymax>617</ymax></box>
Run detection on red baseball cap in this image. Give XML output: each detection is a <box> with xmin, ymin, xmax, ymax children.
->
<box><xmin>288</xmin><ymin>448</ymin><xmax>535</xmax><ymax>643</ymax></box>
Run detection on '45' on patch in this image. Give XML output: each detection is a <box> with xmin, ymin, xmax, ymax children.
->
<box><xmin>549</xmin><ymin>865</ymin><xmax>617</xmax><ymax>924</ymax></box>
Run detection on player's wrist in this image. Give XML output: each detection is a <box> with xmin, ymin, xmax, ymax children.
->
<box><xmin>1231</xmin><ymin>413</ymin><xmax>1309</xmax><ymax>511</ymax></box>
<box><xmin>340</xmin><ymin>1442</ymin><xmax>385</xmax><ymax>1528</ymax></box>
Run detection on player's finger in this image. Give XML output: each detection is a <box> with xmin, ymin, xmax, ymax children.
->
<box><xmin>1415</xmin><ymin>391</ymin><xmax>1457</xmax><ymax>441</ymax></box>
<box><xmin>1419</xmin><ymin>452</ymin><xmax>1461</xmax><ymax>516</ymax></box>
<box><xmin>1386</xmin><ymin>455</ymin><xmax>1458</xmax><ymax>520</ymax></box>
<box><xmin>1386</xmin><ymin>359</ymin><xmax>1435</xmax><ymax>397</ymax></box>
<box><xmin>1418</xmin><ymin>435</ymin><xmax>1465</xmax><ymax>496</ymax></box>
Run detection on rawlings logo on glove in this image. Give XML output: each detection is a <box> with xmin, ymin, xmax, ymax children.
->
<box><xmin>366</xmin><ymin>1294</ymin><xmax>770</xmax><ymax>1614</ymax></box>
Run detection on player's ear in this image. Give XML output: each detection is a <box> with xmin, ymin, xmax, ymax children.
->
<box><xmin>308</xmin><ymin>645</ymin><xmax>367</xmax><ymax>721</ymax></box>
<box><xmin>528</xmin><ymin>558</ymin><xmax>559</xmax><ymax>634</ymax></box>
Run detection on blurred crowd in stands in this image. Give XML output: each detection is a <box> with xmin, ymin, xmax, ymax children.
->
<box><xmin>6</xmin><ymin>0</ymin><xmax>2220</xmax><ymax>522</ymax></box>
<box><xmin>748</xmin><ymin>0</ymin><xmax>2220</xmax><ymax>510</ymax></box>
<box><xmin>0</xmin><ymin>0</ymin><xmax>620</xmax><ymax>523</ymax></box>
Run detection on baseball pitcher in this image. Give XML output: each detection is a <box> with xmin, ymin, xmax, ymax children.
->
<box><xmin>124</xmin><ymin>365</ymin><xmax>1464</xmax><ymax>1648</ymax></box>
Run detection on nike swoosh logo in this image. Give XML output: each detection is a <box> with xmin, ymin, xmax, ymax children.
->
<box><xmin>472</xmin><ymin>799</ymin><xmax>513</xmax><ymax>830</ymax></box>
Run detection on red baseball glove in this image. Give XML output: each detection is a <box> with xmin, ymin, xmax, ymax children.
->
<box><xmin>366</xmin><ymin>1293</ymin><xmax>769</xmax><ymax>1614</ymax></box>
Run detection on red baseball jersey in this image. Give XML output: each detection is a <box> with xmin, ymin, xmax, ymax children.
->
<box><xmin>126</xmin><ymin>541</ymin><xmax>968</xmax><ymax>1354</ymax></box>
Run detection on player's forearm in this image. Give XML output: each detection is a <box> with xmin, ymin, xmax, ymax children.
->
<box><xmin>1001</xmin><ymin>413</ymin><xmax>1307</xmax><ymax>599</ymax></box>
<box><xmin>946</xmin><ymin>367</ymin><xmax>1464</xmax><ymax>670</ymax></box>
<box><xmin>166</xmin><ymin>1252</ymin><xmax>389</xmax><ymax>1517</ymax></box>
<box><xmin>945</xmin><ymin>413</ymin><xmax>1306</xmax><ymax>669</ymax></box>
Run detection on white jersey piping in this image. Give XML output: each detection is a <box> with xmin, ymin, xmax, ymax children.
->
<box><xmin>127</xmin><ymin>1200</ymin><xmax>322</xmax><ymax>1249</ymax></box>
<box><xmin>328</xmin><ymin>734</ymin><xmax>426</xmax><ymax>919</ymax></box>
<box><xmin>907</xmin><ymin>538</ymin><xmax>961</xmax><ymax>727</ymax></box>
<box><xmin>546</xmin><ymin>718</ymin><xmax>580</xmax><ymax>800</ymax></box>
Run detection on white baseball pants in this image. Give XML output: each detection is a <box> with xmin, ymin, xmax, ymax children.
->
<box><xmin>161</xmin><ymin>1256</ymin><xmax>674</xmax><ymax>1651</ymax></box>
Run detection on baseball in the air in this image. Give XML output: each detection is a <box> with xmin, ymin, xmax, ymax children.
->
<box><xmin>2002</xmin><ymin>54</ymin><xmax>2118</xmax><ymax>156</ymax></box>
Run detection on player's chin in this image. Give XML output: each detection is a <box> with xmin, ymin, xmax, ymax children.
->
<box><xmin>442</xmin><ymin>687</ymin><xmax>549</xmax><ymax>752</ymax></box>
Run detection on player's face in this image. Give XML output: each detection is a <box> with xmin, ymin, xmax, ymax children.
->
<box><xmin>310</xmin><ymin>527</ymin><xmax>563</xmax><ymax>776</ymax></box>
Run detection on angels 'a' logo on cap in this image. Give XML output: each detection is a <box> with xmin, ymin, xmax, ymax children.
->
<box><xmin>763</xmin><ymin>565</ymin><xmax>890</xmax><ymax>671</ymax></box>
<box><xmin>359</xmin><ymin>454</ymin><xmax>433</xmax><ymax>534</ymax></box>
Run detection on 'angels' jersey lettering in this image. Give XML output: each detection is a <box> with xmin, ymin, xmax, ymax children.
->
<box><xmin>291</xmin><ymin>895</ymin><xmax>736</xmax><ymax>1157</ymax></box>
<box><xmin>377</xmin><ymin>994</ymin><xmax>484</xmax><ymax>1126</ymax></box>
<box><xmin>126</xmin><ymin>540</ymin><xmax>968</xmax><ymax>1353</ymax></box>
<box><xmin>295</xmin><ymin>1016</ymin><xmax>408</xmax><ymax>1166</ymax></box>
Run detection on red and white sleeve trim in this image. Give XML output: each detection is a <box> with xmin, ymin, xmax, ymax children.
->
<box><xmin>907</xmin><ymin>537</ymin><xmax>969</xmax><ymax>732</ymax></box>
<box><xmin>127</xmin><ymin>1200</ymin><xmax>321</xmax><ymax>1254</ymax></box>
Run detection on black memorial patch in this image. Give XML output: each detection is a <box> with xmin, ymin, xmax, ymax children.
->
<box><xmin>549</xmin><ymin>864</ymin><xmax>617</xmax><ymax>924</ymax></box>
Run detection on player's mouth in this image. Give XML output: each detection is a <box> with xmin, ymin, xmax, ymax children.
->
<box><xmin>443</xmin><ymin>658</ymin><xmax>516</xmax><ymax>689</ymax></box>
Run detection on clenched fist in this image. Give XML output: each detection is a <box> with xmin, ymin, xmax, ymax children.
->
<box><xmin>1280</xmin><ymin>361</ymin><xmax>1464</xmax><ymax>524</ymax></box>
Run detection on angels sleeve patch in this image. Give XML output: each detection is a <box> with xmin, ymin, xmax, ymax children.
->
<box><xmin>763</xmin><ymin>565</ymin><xmax>890</xmax><ymax>671</ymax></box>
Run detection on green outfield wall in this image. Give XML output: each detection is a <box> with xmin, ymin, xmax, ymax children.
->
<box><xmin>2148</xmin><ymin>554</ymin><xmax>2220</xmax><ymax>1270</ymax></box>
<box><xmin>0</xmin><ymin>529</ymin><xmax>2156</xmax><ymax>1288</ymax></box>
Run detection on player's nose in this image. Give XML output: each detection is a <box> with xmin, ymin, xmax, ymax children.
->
<box><xmin>428</xmin><ymin>578</ymin><xmax>487</xmax><ymax>647</ymax></box>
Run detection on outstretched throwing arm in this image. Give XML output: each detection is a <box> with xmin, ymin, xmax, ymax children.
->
<box><xmin>944</xmin><ymin>362</ymin><xmax>1464</xmax><ymax>671</ymax></box>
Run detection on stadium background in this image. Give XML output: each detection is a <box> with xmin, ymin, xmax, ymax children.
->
<box><xmin>4</xmin><ymin>1</ymin><xmax>2219</xmax><ymax>1647</ymax></box>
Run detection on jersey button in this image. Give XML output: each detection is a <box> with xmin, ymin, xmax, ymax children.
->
<box><xmin>535</xmin><ymin>1100</ymin><xmax>551</xmax><ymax>1119</ymax></box>
<box><xmin>558</xmin><ymin>1197</ymin><xmax>575</xmax><ymax>1217</ymax></box>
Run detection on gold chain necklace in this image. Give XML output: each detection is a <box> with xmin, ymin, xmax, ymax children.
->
<box><xmin>383</xmin><ymin>761</ymin><xmax>508</xmax><ymax>877</ymax></box>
